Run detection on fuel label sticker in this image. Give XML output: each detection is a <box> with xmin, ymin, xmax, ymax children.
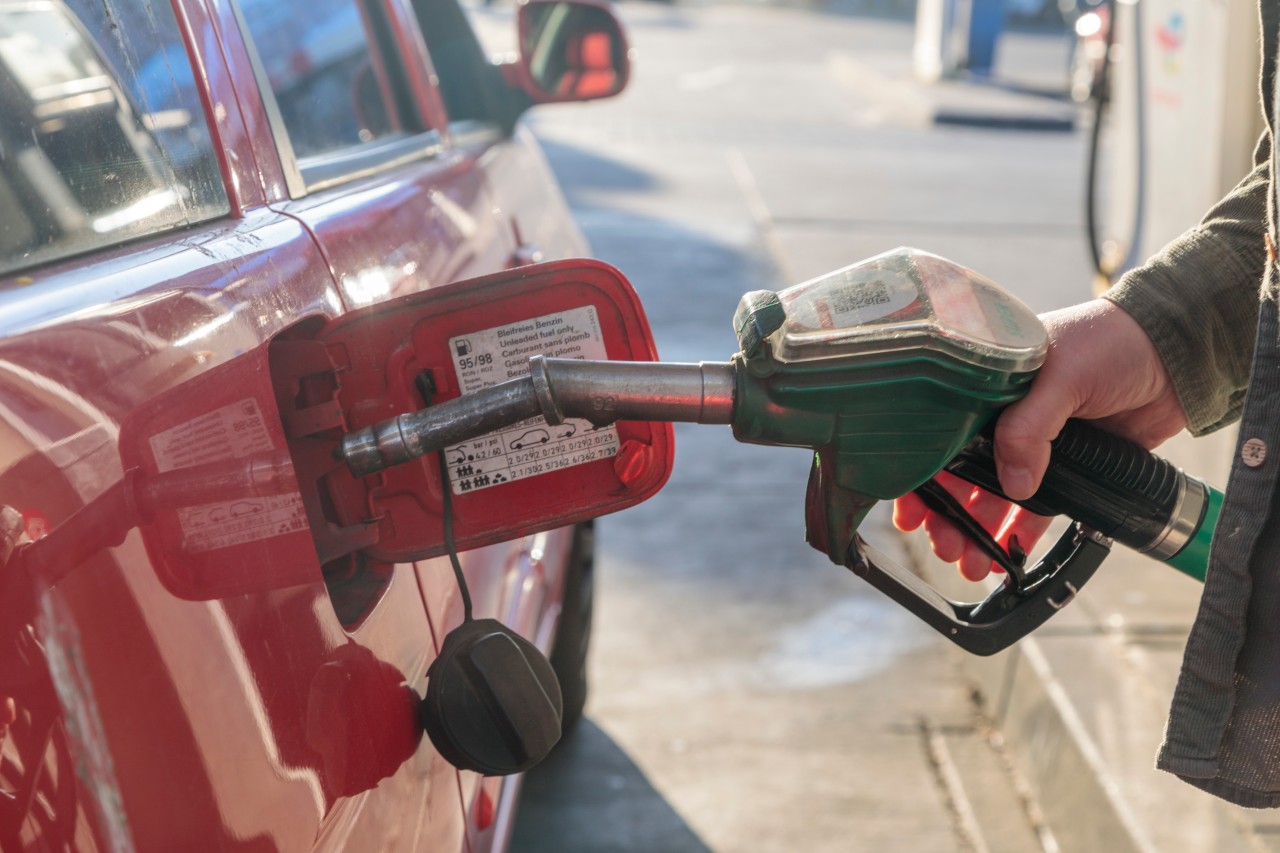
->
<box><xmin>804</xmin><ymin>268</ymin><xmax>922</xmax><ymax>331</ymax></box>
<box><xmin>446</xmin><ymin>306</ymin><xmax>619</xmax><ymax>495</ymax></box>
<box><xmin>148</xmin><ymin>399</ymin><xmax>307</xmax><ymax>553</ymax></box>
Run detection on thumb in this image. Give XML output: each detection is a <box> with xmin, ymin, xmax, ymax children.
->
<box><xmin>992</xmin><ymin>381</ymin><xmax>1076</xmax><ymax>501</ymax></box>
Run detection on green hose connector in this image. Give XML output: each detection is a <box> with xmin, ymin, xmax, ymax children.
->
<box><xmin>1164</xmin><ymin>484</ymin><xmax>1222</xmax><ymax>583</ymax></box>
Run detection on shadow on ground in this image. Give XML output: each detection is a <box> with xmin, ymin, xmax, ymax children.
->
<box><xmin>511</xmin><ymin>719</ymin><xmax>712</xmax><ymax>853</ymax></box>
<box><xmin>536</xmin><ymin>139</ymin><xmax>662</xmax><ymax>197</ymax></box>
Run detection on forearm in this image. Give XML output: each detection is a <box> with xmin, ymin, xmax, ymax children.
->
<box><xmin>1103</xmin><ymin>134</ymin><xmax>1271</xmax><ymax>435</ymax></box>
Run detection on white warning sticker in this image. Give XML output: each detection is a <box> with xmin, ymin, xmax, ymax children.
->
<box><xmin>148</xmin><ymin>398</ymin><xmax>307</xmax><ymax>553</ymax></box>
<box><xmin>445</xmin><ymin>306</ymin><xmax>619</xmax><ymax>495</ymax></box>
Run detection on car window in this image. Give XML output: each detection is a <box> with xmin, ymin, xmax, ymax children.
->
<box><xmin>0</xmin><ymin>0</ymin><xmax>229</xmax><ymax>278</ymax></box>
<box><xmin>411</xmin><ymin>0</ymin><xmax>513</xmax><ymax>130</ymax></box>
<box><xmin>236</xmin><ymin>0</ymin><xmax>421</xmax><ymax>171</ymax></box>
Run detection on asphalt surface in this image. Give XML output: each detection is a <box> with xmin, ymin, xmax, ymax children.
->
<box><xmin>499</xmin><ymin>4</ymin><xmax>1090</xmax><ymax>851</ymax></box>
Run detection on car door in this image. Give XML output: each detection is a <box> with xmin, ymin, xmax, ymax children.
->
<box><xmin>0</xmin><ymin>0</ymin><xmax>459</xmax><ymax>849</ymax></box>
<box><xmin>220</xmin><ymin>0</ymin><xmax>604</xmax><ymax>844</ymax></box>
<box><xmin>218</xmin><ymin>0</ymin><xmax>551</xmax><ymax>846</ymax></box>
<box><xmin>395</xmin><ymin>2</ymin><xmax>605</xmax><ymax>845</ymax></box>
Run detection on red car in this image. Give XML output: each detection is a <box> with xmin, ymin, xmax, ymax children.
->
<box><xmin>0</xmin><ymin>0</ymin><xmax>650</xmax><ymax>849</ymax></box>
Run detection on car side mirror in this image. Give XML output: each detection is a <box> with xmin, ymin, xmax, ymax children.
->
<box><xmin>513</xmin><ymin>0</ymin><xmax>630</xmax><ymax>103</ymax></box>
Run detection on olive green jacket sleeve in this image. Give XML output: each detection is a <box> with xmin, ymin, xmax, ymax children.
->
<box><xmin>1102</xmin><ymin>134</ymin><xmax>1271</xmax><ymax>437</ymax></box>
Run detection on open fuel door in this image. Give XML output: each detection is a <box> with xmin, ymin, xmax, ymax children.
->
<box><xmin>270</xmin><ymin>259</ymin><xmax>674</xmax><ymax>566</ymax></box>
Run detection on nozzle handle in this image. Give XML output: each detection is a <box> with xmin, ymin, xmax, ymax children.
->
<box><xmin>849</xmin><ymin>522</ymin><xmax>1111</xmax><ymax>656</ymax></box>
<box><xmin>945</xmin><ymin>419</ymin><xmax>1216</xmax><ymax>580</ymax></box>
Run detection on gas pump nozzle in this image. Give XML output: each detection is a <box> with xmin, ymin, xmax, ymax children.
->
<box><xmin>336</xmin><ymin>248</ymin><xmax>1220</xmax><ymax>655</ymax></box>
<box><xmin>339</xmin><ymin>359</ymin><xmax>737</xmax><ymax>478</ymax></box>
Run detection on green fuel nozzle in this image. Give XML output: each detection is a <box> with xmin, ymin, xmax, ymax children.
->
<box><xmin>726</xmin><ymin>249</ymin><xmax>1047</xmax><ymax>565</ymax></box>
<box><xmin>337</xmin><ymin>248</ymin><xmax>1220</xmax><ymax>654</ymax></box>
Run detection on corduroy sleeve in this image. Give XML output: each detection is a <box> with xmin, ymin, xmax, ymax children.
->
<box><xmin>1103</xmin><ymin>134</ymin><xmax>1271</xmax><ymax>437</ymax></box>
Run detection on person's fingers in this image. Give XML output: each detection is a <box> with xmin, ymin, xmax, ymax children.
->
<box><xmin>997</xmin><ymin>508</ymin><xmax>1056</xmax><ymax>556</ymax></box>
<box><xmin>897</xmin><ymin>476</ymin><xmax>1059</xmax><ymax>583</ymax></box>
<box><xmin>931</xmin><ymin>471</ymin><xmax>983</xmax><ymax>503</ymax></box>
<box><xmin>952</xmin><ymin>480</ymin><xmax>1017</xmax><ymax>582</ymax></box>
<box><xmin>923</xmin><ymin>510</ymin><xmax>967</xmax><ymax>563</ymax></box>
<box><xmin>956</xmin><ymin>508</ymin><xmax>1055</xmax><ymax>582</ymax></box>
<box><xmin>993</xmin><ymin>381</ymin><xmax>1076</xmax><ymax>500</ymax></box>
<box><xmin>954</xmin><ymin>478</ymin><xmax>1013</xmax><ymax>532</ymax></box>
<box><xmin>892</xmin><ymin>492</ymin><xmax>927</xmax><ymax>532</ymax></box>
<box><xmin>896</xmin><ymin>473</ymin><xmax>984</xmax><ymax>537</ymax></box>
<box><xmin>957</xmin><ymin>543</ymin><xmax>995</xmax><ymax>582</ymax></box>
<box><xmin>906</xmin><ymin>474</ymin><xmax>1022</xmax><ymax>577</ymax></box>
<box><xmin>899</xmin><ymin>489</ymin><xmax>998</xmax><ymax>578</ymax></box>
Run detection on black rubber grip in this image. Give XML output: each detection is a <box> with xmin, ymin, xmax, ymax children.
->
<box><xmin>944</xmin><ymin>419</ymin><xmax>1183</xmax><ymax>553</ymax></box>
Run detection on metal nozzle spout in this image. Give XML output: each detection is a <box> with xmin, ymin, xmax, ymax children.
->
<box><xmin>339</xmin><ymin>358</ymin><xmax>736</xmax><ymax>478</ymax></box>
<box><xmin>527</xmin><ymin>357</ymin><xmax>736</xmax><ymax>427</ymax></box>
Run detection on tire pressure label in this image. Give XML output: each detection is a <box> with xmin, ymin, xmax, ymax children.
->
<box><xmin>446</xmin><ymin>306</ymin><xmax>619</xmax><ymax>495</ymax></box>
<box><xmin>148</xmin><ymin>399</ymin><xmax>307</xmax><ymax>553</ymax></box>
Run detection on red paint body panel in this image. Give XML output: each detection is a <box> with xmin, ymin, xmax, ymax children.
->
<box><xmin>0</xmin><ymin>0</ymin><xmax>637</xmax><ymax>848</ymax></box>
<box><xmin>0</xmin><ymin>210</ymin><xmax>370</xmax><ymax>849</ymax></box>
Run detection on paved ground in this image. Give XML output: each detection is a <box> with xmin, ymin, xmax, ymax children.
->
<box><xmin>495</xmin><ymin>2</ymin><xmax>1280</xmax><ymax>848</ymax></box>
<box><xmin>500</xmin><ymin>4</ymin><xmax>1089</xmax><ymax>851</ymax></box>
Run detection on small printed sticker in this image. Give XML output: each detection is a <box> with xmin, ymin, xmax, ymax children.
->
<box><xmin>148</xmin><ymin>399</ymin><xmax>305</xmax><ymax>553</ymax></box>
<box><xmin>789</xmin><ymin>267</ymin><xmax>923</xmax><ymax>333</ymax></box>
<box><xmin>445</xmin><ymin>306</ymin><xmax>620</xmax><ymax>495</ymax></box>
<box><xmin>22</xmin><ymin>510</ymin><xmax>50</xmax><ymax>541</ymax></box>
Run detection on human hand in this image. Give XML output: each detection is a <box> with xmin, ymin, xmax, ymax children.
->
<box><xmin>893</xmin><ymin>299</ymin><xmax>1188</xmax><ymax>581</ymax></box>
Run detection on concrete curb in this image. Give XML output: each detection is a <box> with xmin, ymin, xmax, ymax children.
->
<box><xmin>909</xmin><ymin>535</ymin><xmax>1150</xmax><ymax>853</ymax></box>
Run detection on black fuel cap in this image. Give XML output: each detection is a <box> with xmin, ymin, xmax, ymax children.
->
<box><xmin>421</xmin><ymin>618</ymin><xmax>563</xmax><ymax>776</ymax></box>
